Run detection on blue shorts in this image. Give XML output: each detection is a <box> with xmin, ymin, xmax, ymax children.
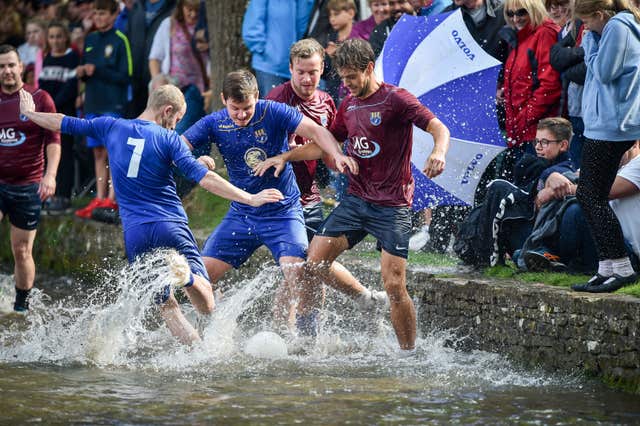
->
<box><xmin>202</xmin><ymin>207</ymin><xmax>308</xmax><ymax>268</ymax></box>
<box><xmin>0</xmin><ymin>183</ymin><xmax>41</xmax><ymax>230</ymax></box>
<box><xmin>85</xmin><ymin>112</ymin><xmax>121</xmax><ymax>148</ymax></box>
<box><xmin>123</xmin><ymin>221</ymin><xmax>209</xmax><ymax>280</ymax></box>
<box><xmin>303</xmin><ymin>202</ymin><xmax>324</xmax><ymax>242</ymax></box>
<box><xmin>316</xmin><ymin>194</ymin><xmax>412</xmax><ymax>258</ymax></box>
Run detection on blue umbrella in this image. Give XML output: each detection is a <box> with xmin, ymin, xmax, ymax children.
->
<box><xmin>375</xmin><ymin>10</ymin><xmax>506</xmax><ymax>209</ymax></box>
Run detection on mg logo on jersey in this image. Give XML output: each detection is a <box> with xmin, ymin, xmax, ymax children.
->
<box><xmin>254</xmin><ymin>128</ymin><xmax>268</xmax><ymax>143</ymax></box>
<box><xmin>369</xmin><ymin>112</ymin><xmax>381</xmax><ymax>126</ymax></box>
<box><xmin>244</xmin><ymin>147</ymin><xmax>267</xmax><ymax>168</ymax></box>
<box><xmin>351</xmin><ymin>136</ymin><xmax>381</xmax><ymax>159</ymax></box>
<box><xmin>0</xmin><ymin>128</ymin><xmax>26</xmax><ymax>147</ymax></box>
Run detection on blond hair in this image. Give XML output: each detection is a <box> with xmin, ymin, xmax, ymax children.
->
<box><xmin>504</xmin><ymin>0</ymin><xmax>550</xmax><ymax>27</ymax></box>
<box><xmin>147</xmin><ymin>84</ymin><xmax>185</xmax><ymax>113</ymax></box>
<box><xmin>289</xmin><ymin>38</ymin><xmax>325</xmax><ymax>65</ymax></box>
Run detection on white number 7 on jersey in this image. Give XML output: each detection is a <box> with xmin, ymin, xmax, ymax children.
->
<box><xmin>127</xmin><ymin>137</ymin><xmax>145</xmax><ymax>178</ymax></box>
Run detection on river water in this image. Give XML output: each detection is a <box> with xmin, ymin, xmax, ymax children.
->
<box><xmin>0</xmin><ymin>252</ymin><xmax>638</xmax><ymax>424</ymax></box>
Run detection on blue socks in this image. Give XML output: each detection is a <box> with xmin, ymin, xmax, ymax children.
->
<box><xmin>295</xmin><ymin>310</ymin><xmax>319</xmax><ymax>337</ymax></box>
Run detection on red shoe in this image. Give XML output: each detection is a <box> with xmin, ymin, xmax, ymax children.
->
<box><xmin>100</xmin><ymin>198</ymin><xmax>118</xmax><ymax>210</ymax></box>
<box><xmin>75</xmin><ymin>197</ymin><xmax>104</xmax><ymax>219</ymax></box>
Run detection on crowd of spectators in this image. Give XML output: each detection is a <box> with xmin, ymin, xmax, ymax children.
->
<box><xmin>1</xmin><ymin>0</ymin><xmax>640</xmax><ymax>293</ymax></box>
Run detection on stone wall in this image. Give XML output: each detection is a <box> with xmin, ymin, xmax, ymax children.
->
<box><xmin>0</xmin><ymin>217</ymin><xmax>125</xmax><ymax>278</ymax></box>
<box><xmin>410</xmin><ymin>275</ymin><xmax>640</xmax><ymax>394</ymax></box>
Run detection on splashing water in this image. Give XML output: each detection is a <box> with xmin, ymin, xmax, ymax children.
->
<box><xmin>0</xmin><ymin>250</ymin><xmax>569</xmax><ymax>390</ymax></box>
<box><xmin>2</xmin><ymin>253</ymin><xmax>637</xmax><ymax>424</ymax></box>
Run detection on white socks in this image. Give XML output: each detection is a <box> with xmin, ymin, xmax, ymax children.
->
<box><xmin>612</xmin><ymin>257</ymin><xmax>635</xmax><ymax>277</ymax></box>
<box><xmin>598</xmin><ymin>260</ymin><xmax>613</xmax><ymax>277</ymax></box>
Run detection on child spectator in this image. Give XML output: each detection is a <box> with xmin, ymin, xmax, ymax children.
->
<box><xmin>454</xmin><ymin>117</ymin><xmax>574</xmax><ymax>267</ymax></box>
<box><xmin>324</xmin><ymin>0</ymin><xmax>357</xmax><ymax>104</ymax></box>
<box><xmin>74</xmin><ymin>0</ymin><xmax>132</xmax><ymax>219</ymax></box>
<box><xmin>17</xmin><ymin>19</ymin><xmax>46</xmax><ymax>87</ymax></box>
<box><xmin>39</xmin><ymin>21</ymin><xmax>80</xmax><ymax>214</ymax></box>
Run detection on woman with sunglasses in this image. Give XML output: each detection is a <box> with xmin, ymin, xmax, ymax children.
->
<box><xmin>570</xmin><ymin>0</ymin><xmax>640</xmax><ymax>292</ymax></box>
<box><xmin>498</xmin><ymin>0</ymin><xmax>562</xmax><ymax>180</ymax></box>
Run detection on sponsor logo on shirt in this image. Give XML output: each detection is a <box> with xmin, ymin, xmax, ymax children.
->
<box><xmin>254</xmin><ymin>128</ymin><xmax>268</xmax><ymax>143</ymax></box>
<box><xmin>350</xmin><ymin>136</ymin><xmax>381</xmax><ymax>159</ymax></box>
<box><xmin>104</xmin><ymin>44</ymin><xmax>113</xmax><ymax>58</ymax></box>
<box><xmin>0</xmin><ymin>128</ymin><xmax>27</xmax><ymax>147</ymax></box>
<box><xmin>320</xmin><ymin>114</ymin><xmax>328</xmax><ymax>127</ymax></box>
<box><xmin>369</xmin><ymin>112</ymin><xmax>381</xmax><ymax>126</ymax></box>
<box><xmin>244</xmin><ymin>147</ymin><xmax>267</xmax><ymax>168</ymax></box>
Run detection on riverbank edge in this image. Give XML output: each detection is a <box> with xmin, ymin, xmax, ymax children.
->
<box><xmin>1</xmin><ymin>217</ymin><xmax>638</xmax><ymax>394</ymax></box>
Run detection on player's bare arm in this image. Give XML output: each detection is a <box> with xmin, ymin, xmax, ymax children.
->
<box><xmin>423</xmin><ymin>117</ymin><xmax>450</xmax><ymax>178</ymax></box>
<box><xmin>19</xmin><ymin>89</ymin><xmax>65</xmax><ymax>131</ymax></box>
<box><xmin>253</xmin><ymin>142</ymin><xmax>324</xmax><ymax>178</ymax></box>
<box><xmin>198</xmin><ymin>171</ymin><xmax>284</xmax><ymax>207</ymax></box>
<box><xmin>294</xmin><ymin>116</ymin><xmax>358</xmax><ymax>175</ymax></box>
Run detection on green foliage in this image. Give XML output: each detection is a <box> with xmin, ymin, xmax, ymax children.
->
<box><xmin>182</xmin><ymin>186</ymin><xmax>231</xmax><ymax>230</ymax></box>
<box><xmin>357</xmin><ymin>248</ymin><xmax>458</xmax><ymax>267</ymax></box>
<box><xmin>484</xmin><ymin>264</ymin><xmax>640</xmax><ymax>297</ymax></box>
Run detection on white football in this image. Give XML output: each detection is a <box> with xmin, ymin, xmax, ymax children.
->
<box><xmin>244</xmin><ymin>331</ymin><xmax>288</xmax><ymax>359</ymax></box>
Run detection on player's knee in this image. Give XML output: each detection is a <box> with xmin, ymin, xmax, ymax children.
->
<box><xmin>382</xmin><ymin>280</ymin><xmax>408</xmax><ymax>303</ymax></box>
<box><xmin>11</xmin><ymin>242</ymin><xmax>33</xmax><ymax>263</ymax></box>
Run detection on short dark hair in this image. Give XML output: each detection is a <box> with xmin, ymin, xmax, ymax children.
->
<box><xmin>537</xmin><ymin>117</ymin><xmax>572</xmax><ymax>143</ymax></box>
<box><xmin>333</xmin><ymin>38</ymin><xmax>375</xmax><ymax>72</ymax></box>
<box><xmin>94</xmin><ymin>0</ymin><xmax>118</xmax><ymax>14</ymax></box>
<box><xmin>222</xmin><ymin>69</ymin><xmax>258</xmax><ymax>101</ymax></box>
<box><xmin>0</xmin><ymin>44</ymin><xmax>19</xmax><ymax>59</ymax></box>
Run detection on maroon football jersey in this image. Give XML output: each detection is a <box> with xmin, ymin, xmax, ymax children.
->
<box><xmin>266</xmin><ymin>82</ymin><xmax>336</xmax><ymax>206</ymax></box>
<box><xmin>0</xmin><ymin>87</ymin><xmax>60</xmax><ymax>185</ymax></box>
<box><xmin>331</xmin><ymin>82</ymin><xmax>435</xmax><ymax>207</ymax></box>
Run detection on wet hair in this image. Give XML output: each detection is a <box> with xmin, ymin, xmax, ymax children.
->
<box><xmin>574</xmin><ymin>0</ymin><xmax>640</xmax><ymax>22</ymax></box>
<box><xmin>147</xmin><ymin>84</ymin><xmax>185</xmax><ymax>113</ymax></box>
<box><xmin>537</xmin><ymin>117</ymin><xmax>573</xmax><ymax>143</ymax></box>
<box><xmin>173</xmin><ymin>0</ymin><xmax>201</xmax><ymax>23</ymax></box>
<box><xmin>327</xmin><ymin>0</ymin><xmax>357</xmax><ymax>12</ymax></box>
<box><xmin>333</xmin><ymin>38</ymin><xmax>375</xmax><ymax>72</ymax></box>
<box><xmin>94</xmin><ymin>0</ymin><xmax>118</xmax><ymax>14</ymax></box>
<box><xmin>504</xmin><ymin>0</ymin><xmax>549</xmax><ymax>27</ymax></box>
<box><xmin>222</xmin><ymin>69</ymin><xmax>258</xmax><ymax>101</ymax></box>
<box><xmin>0</xmin><ymin>44</ymin><xmax>20</xmax><ymax>59</ymax></box>
<box><xmin>289</xmin><ymin>38</ymin><xmax>325</xmax><ymax>65</ymax></box>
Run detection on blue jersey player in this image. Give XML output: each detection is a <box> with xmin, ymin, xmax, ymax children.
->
<box><xmin>19</xmin><ymin>85</ymin><xmax>284</xmax><ymax>345</ymax></box>
<box><xmin>182</xmin><ymin>70</ymin><xmax>357</xmax><ymax>330</ymax></box>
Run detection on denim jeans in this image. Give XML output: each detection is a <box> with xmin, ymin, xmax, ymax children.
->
<box><xmin>255</xmin><ymin>70</ymin><xmax>288</xmax><ymax>98</ymax></box>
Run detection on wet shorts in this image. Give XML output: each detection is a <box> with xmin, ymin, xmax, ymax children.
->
<box><xmin>302</xmin><ymin>202</ymin><xmax>324</xmax><ymax>242</ymax></box>
<box><xmin>316</xmin><ymin>194</ymin><xmax>412</xmax><ymax>258</ymax></box>
<box><xmin>202</xmin><ymin>206</ymin><xmax>308</xmax><ymax>268</ymax></box>
<box><xmin>85</xmin><ymin>112</ymin><xmax>121</xmax><ymax>148</ymax></box>
<box><xmin>0</xmin><ymin>183</ymin><xmax>41</xmax><ymax>230</ymax></box>
<box><xmin>123</xmin><ymin>220</ymin><xmax>209</xmax><ymax>280</ymax></box>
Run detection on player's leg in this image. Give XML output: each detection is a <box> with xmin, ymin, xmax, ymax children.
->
<box><xmin>275</xmin><ymin>256</ymin><xmax>305</xmax><ymax>329</ymax></box>
<box><xmin>93</xmin><ymin>146</ymin><xmax>109</xmax><ymax>200</ymax></box>
<box><xmin>159</xmin><ymin>294</ymin><xmax>200</xmax><ymax>345</ymax></box>
<box><xmin>380</xmin><ymin>250</ymin><xmax>415</xmax><ymax>350</ymax></box>
<box><xmin>10</xmin><ymin>225</ymin><xmax>37</xmax><ymax>311</ymax></box>
<box><xmin>6</xmin><ymin>183</ymin><xmax>41</xmax><ymax>311</ymax></box>
<box><xmin>365</xmin><ymin>202</ymin><xmax>415</xmax><ymax>350</ymax></box>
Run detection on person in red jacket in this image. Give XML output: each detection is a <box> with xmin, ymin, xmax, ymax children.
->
<box><xmin>498</xmin><ymin>0</ymin><xmax>562</xmax><ymax>180</ymax></box>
